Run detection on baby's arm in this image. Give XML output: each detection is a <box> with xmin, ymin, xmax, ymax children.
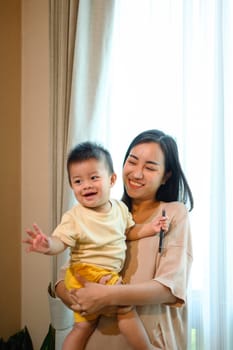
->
<box><xmin>126</xmin><ymin>214</ymin><xmax>169</xmax><ymax>241</ymax></box>
<box><xmin>23</xmin><ymin>223</ymin><xmax>67</xmax><ymax>255</ymax></box>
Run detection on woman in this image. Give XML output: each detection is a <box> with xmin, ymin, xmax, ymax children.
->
<box><xmin>56</xmin><ymin>129</ymin><xmax>193</xmax><ymax>350</ymax></box>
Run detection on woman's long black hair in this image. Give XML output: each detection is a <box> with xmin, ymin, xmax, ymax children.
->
<box><xmin>122</xmin><ymin>129</ymin><xmax>194</xmax><ymax>212</ymax></box>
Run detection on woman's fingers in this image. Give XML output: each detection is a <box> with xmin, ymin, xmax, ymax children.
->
<box><xmin>75</xmin><ymin>273</ymin><xmax>89</xmax><ymax>287</ymax></box>
<box><xmin>99</xmin><ymin>274</ymin><xmax>112</xmax><ymax>285</ymax></box>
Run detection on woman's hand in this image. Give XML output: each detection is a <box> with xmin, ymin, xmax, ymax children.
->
<box><xmin>69</xmin><ymin>274</ymin><xmax>115</xmax><ymax>316</ymax></box>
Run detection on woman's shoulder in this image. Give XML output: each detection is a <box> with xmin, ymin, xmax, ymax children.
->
<box><xmin>161</xmin><ymin>201</ymin><xmax>189</xmax><ymax>218</ymax></box>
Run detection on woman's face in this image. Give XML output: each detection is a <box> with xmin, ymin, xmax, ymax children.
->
<box><xmin>123</xmin><ymin>142</ymin><xmax>167</xmax><ymax>202</ymax></box>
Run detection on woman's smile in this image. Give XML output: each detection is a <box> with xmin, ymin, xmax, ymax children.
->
<box><xmin>128</xmin><ymin>179</ymin><xmax>144</xmax><ymax>188</ymax></box>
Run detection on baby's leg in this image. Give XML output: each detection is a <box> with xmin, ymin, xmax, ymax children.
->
<box><xmin>117</xmin><ymin>308</ymin><xmax>153</xmax><ymax>350</ymax></box>
<box><xmin>62</xmin><ymin>319</ymin><xmax>97</xmax><ymax>350</ymax></box>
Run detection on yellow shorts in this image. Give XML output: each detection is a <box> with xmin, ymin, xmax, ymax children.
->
<box><xmin>65</xmin><ymin>262</ymin><xmax>121</xmax><ymax>322</ymax></box>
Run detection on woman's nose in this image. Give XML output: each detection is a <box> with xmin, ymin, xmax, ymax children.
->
<box><xmin>132</xmin><ymin>168</ymin><xmax>143</xmax><ymax>179</ymax></box>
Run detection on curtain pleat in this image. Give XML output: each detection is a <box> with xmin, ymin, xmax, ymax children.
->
<box><xmin>49</xmin><ymin>0</ymin><xmax>79</xmax><ymax>285</ymax></box>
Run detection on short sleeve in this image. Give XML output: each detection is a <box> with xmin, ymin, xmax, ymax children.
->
<box><xmin>154</xmin><ymin>202</ymin><xmax>193</xmax><ymax>305</ymax></box>
<box><xmin>52</xmin><ymin>211</ymin><xmax>78</xmax><ymax>247</ymax></box>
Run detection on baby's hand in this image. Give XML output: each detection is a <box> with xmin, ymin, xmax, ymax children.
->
<box><xmin>151</xmin><ymin>214</ymin><xmax>169</xmax><ymax>234</ymax></box>
<box><xmin>22</xmin><ymin>223</ymin><xmax>51</xmax><ymax>254</ymax></box>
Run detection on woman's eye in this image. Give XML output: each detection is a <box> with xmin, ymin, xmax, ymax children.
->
<box><xmin>127</xmin><ymin>160</ymin><xmax>136</xmax><ymax>165</ymax></box>
<box><xmin>145</xmin><ymin>167</ymin><xmax>155</xmax><ymax>171</ymax></box>
<box><xmin>146</xmin><ymin>166</ymin><xmax>157</xmax><ymax>171</ymax></box>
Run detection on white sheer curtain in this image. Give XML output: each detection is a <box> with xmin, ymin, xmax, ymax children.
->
<box><xmin>68</xmin><ymin>0</ymin><xmax>116</xmax><ymax>147</ymax></box>
<box><xmin>69</xmin><ymin>0</ymin><xmax>233</xmax><ymax>349</ymax></box>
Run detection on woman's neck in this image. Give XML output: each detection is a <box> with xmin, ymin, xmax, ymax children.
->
<box><xmin>132</xmin><ymin>200</ymin><xmax>161</xmax><ymax>223</ymax></box>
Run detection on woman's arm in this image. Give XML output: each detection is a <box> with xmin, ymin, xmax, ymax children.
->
<box><xmin>70</xmin><ymin>277</ymin><xmax>177</xmax><ymax>315</ymax></box>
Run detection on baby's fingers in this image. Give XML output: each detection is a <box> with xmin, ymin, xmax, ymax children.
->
<box><xmin>32</xmin><ymin>223</ymin><xmax>42</xmax><ymax>234</ymax></box>
<box><xmin>161</xmin><ymin>218</ymin><xmax>169</xmax><ymax>232</ymax></box>
<box><xmin>25</xmin><ymin>228</ymin><xmax>37</xmax><ymax>238</ymax></box>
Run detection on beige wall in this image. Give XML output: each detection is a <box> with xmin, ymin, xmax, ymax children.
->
<box><xmin>21</xmin><ymin>0</ymin><xmax>51</xmax><ymax>349</ymax></box>
<box><xmin>0</xmin><ymin>1</ymin><xmax>51</xmax><ymax>349</ymax></box>
<box><xmin>0</xmin><ymin>0</ymin><xmax>21</xmax><ymax>338</ymax></box>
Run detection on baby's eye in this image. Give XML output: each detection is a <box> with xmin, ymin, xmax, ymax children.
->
<box><xmin>74</xmin><ymin>179</ymin><xmax>81</xmax><ymax>184</ymax></box>
<box><xmin>91</xmin><ymin>175</ymin><xmax>99</xmax><ymax>180</ymax></box>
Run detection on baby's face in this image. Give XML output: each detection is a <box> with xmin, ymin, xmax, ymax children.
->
<box><xmin>69</xmin><ymin>158</ymin><xmax>116</xmax><ymax>213</ymax></box>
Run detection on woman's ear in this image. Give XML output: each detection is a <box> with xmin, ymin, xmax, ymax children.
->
<box><xmin>162</xmin><ymin>171</ymin><xmax>172</xmax><ymax>184</ymax></box>
<box><xmin>110</xmin><ymin>173</ymin><xmax>117</xmax><ymax>187</ymax></box>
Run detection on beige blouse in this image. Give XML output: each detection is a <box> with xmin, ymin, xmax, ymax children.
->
<box><xmin>84</xmin><ymin>201</ymin><xmax>193</xmax><ymax>350</ymax></box>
